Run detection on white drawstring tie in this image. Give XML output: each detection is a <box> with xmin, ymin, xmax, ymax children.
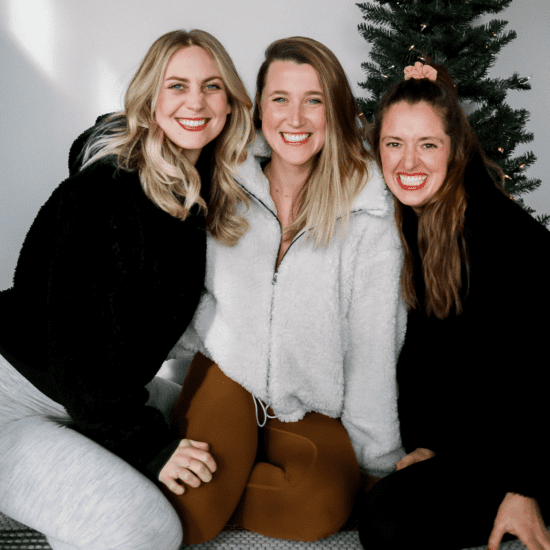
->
<box><xmin>252</xmin><ymin>395</ymin><xmax>277</xmax><ymax>427</ymax></box>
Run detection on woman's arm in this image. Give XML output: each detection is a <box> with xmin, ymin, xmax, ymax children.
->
<box><xmin>43</xmin><ymin>167</ymin><xmax>191</xmax><ymax>478</ymax></box>
<box><xmin>341</xmin><ymin>221</ymin><xmax>407</xmax><ymax>476</ymax></box>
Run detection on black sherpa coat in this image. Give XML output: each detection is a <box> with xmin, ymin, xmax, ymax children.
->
<box><xmin>397</xmin><ymin>152</ymin><xmax>550</xmax><ymax>500</ymax></box>
<box><xmin>0</xmin><ymin>123</ymin><xmax>210</xmax><ymax>479</ymax></box>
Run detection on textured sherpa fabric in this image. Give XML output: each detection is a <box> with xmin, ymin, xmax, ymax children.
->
<box><xmin>0</xmin><ymin>129</ymin><xmax>211</xmax><ymax>479</ymax></box>
<box><xmin>171</xmin><ymin>133</ymin><xmax>407</xmax><ymax>477</ymax></box>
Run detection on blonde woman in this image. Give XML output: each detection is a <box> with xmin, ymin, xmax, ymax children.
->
<box><xmin>0</xmin><ymin>29</ymin><xmax>252</xmax><ymax>550</ymax></box>
<box><xmin>167</xmin><ymin>36</ymin><xmax>406</xmax><ymax>544</ymax></box>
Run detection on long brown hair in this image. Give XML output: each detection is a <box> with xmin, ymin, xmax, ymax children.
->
<box><xmin>369</xmin><ymin>63</ymin><xmax>504</xmax><ymax>318</ymax></box>
<box><xmin>253</xmin><ymin>36</ymin><xmax>373</xmax><ymax>246</ymax></box>
<box><xmin>81</xmin><ymin>30</ymin><xmax>253</xmax><ymax>246</ymax></box>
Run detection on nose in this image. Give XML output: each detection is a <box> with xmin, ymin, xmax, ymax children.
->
<box><xmin>288</xmin><ymin>101</ymin><xmax>305</xmax><ymax>127</ymax></box>
<box><xmin>402</xmin><ymin>145</ymin><xmax>419</xmax><ymax>171</ymax></box>
<box><xmin>186</xmin><ymin>86</ymin><xmax>206</xmax><ymax>111</ymax></box>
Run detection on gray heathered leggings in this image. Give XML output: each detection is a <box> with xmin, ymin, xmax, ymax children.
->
<box><xmin>0</xmin><ymin>352</ymin><xmax>183</xmax><ymax>550</ymax></box>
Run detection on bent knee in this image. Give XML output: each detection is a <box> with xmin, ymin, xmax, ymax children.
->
<box><xmin>146</xmin><ymin>505</ymin><xmax>183</xmax><ymax>550</ymax></box>
<box><xmin>94</xmin><ymin>491</ymin><xmax>183</xmax><ymax>550</ymax></box>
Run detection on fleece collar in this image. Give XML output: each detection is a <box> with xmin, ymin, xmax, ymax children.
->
<box><xmin>232</xmin><ymin>132</ymin><xmax>391</xmax><ymax>218</ymax></box>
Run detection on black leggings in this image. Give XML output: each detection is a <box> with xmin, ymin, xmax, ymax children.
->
<box><xmin>357</xmin><ymin>457</ymin><xmax>549</xmax><ymax>550</ymax></box>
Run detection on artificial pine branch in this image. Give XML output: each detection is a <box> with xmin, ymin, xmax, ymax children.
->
<box><xmin>356</xmin><ymin>0</ymin><xmax>546</xmax><ymax>225</ymax></box>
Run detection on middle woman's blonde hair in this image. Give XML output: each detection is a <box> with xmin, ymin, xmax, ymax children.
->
<box><xmin>81</xmin><ymin>29</ymin><xmax>253</xmax><ymax>246</ymax></box>
<box><xmin>253</xmin><ymin>36</ymin><xmax>373</xmax><ymax>246</ymax></box>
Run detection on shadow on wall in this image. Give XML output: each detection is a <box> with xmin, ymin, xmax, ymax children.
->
<box><xmin>0</xmin><ymin>31</ymin><xmax>78</xmax><ymax>290</ymax></box>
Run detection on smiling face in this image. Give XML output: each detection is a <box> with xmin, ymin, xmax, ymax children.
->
<box><xmin>380</xmin><ymin>101</ymin><xmax>451</xmax><ymax>213</ymax></box>
<box><xmin>259</xmin><ymin>60</ymin><xmax>326</xmax><ymax>171</ymax></box>
<box><xmin>155</xmin><ymin>45</ymin><xmax>232</xmax><ymax>165</ymax></box>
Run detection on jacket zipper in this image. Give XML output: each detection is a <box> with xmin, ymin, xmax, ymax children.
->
<box><xmin>241</xmin><ymin>184</ymin><xmax>306</xmax><ymax>404</ymax></box>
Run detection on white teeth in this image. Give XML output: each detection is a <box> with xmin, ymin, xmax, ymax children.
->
<box><xmin>282</xmin><ymin>133</ymin><xmax>310</xmax><ymax>142</ymax></box>
<box><xmin>179</xmin><ymin>119</ymin><xmax>206</xmax><ymax>127</ymax></box>
<box><xmin>399</xmin><ymin>174</ymin><xmax>427</xmax><ymax>186</ymax></box>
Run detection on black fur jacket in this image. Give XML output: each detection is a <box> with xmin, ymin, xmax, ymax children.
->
<box><xmin>397</xmin><ymin>152</ymin><xmax>550</xmax><ymax>500</ymax></box>
<box><xmin>0</xmin><ymin>123</ymin><xmax>210</xmax><ymax>479</ymax></box>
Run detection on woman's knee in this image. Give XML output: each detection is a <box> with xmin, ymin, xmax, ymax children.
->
<box><xmin>236</xmin><ymin>418</ymin><xmax>360</xmax><ymax>540</ymax></box>
<box><xmin>1</xmin><ymin>416</ymin><xmax>184</xmax><ymax>550</ymax></box>
<box><xmin>85</xmin><ymin>488</ymin><xmax>183</xmax><ymax>550</ymax></box>
<box><xmin>133</xmin><ymin>500</ymin><xmax>183</xmax><ymax>550</ymax></box>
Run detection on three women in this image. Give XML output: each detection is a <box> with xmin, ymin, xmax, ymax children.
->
<box><xmin>3</xmin><ymin>23</ymin><xmax>544</xmax><ymax>550</ymax></box>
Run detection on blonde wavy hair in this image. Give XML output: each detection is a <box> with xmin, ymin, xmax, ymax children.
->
<box><xmin>253</xmin><ymin>36</ymin><xmax>374</xmax><ymax>246</ymax></box>
<box><xmin>81</xmin><ymin>29</ymin><xmax>253</xmax><ymax>245</ymax></box>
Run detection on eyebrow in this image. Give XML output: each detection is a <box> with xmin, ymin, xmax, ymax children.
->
<box><xmin>268</xmin><ymin>90</ymin><xmax>324</xmax><ymax>97</ymax></box>
<box><xmin>382</xmin><ymin>135</ymin><xmax>445</xmax><ymax>142</ymax></box>
<box><xmin>164</xmin><ymin>75</ymin><xmax>224</xmax><ymax>83</ymax></box>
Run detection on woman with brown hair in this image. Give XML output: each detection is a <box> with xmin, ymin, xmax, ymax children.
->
<box><xmin>358</xmin><ymin>61</ymin><xmax>550</xmax><ymax>550</ymax></box>
<box><xmin>166</xmin><ymin>35</ymin><xmax>406</xmax><ymax>544</ymax></box>
<box><xmin>0</xmin><ymin>29</ymin><xmax>252</xmax><ymax>550</ymax></box>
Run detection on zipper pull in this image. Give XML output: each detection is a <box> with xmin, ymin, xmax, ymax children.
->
<box><xmin>272</xmin><ymin>272</ymin><xmax>278</xmax><ymax>285</ymax></box>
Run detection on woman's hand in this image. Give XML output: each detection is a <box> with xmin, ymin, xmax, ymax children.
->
<box><xmin>395</xmin><ymin>447</ymin><xmax>435</xmax><ymax>471</ymax></box>
<box><xmin>488</xmin><ymin>492</ymin><xmax>550</xmax><ymax>550</ymax></box>
<box><xmin>159</xmin><ymin>439</ymin><xmax>217</xmax><ymax>495</ymax></box>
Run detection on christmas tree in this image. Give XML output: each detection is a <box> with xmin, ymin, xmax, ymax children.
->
<box><xmin>356</xmin><ymin>0</ymin><xmax>548</xmax><ymax>225</ymax></box>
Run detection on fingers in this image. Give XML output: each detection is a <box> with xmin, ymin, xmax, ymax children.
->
<box><xmin>175</xmin><ymin>462</ymin><xmax>204</xmax><ymax>487</ymax></box>
<box><xmin>487</xmin><ymin>523</ymin><xmax>504</xmax><ymax>550</ymax></box>
<box><xmin>516</xmin><ymin>533</ymin><xmax>547</xmax><ymax>550</ymax></box>
<box><xmin>178</xmin><ymin>442</ymin><xmax>217</xmax><ymax>475</ymax></box>
<box><xmin>396</xmin><ymin>454</ymin><xmax>416</xmax><ymax>471</ymax></box>
<box><xmin>516</xmin><ymin>524</ymin><xmax>550</xmax><ymax>550</ymax></box>
<box><xmin>159</xmin><ymin>459</ymin><xmax>203</xmax><ymax>495</ymax></box>
<box><xmin>187</xmin><ymin>439</ymin><xmax>210</xmax><ymax>450</ymax></box>
<box><xmin>158</xmin><ymin>439</ymin><xmax>217</xmax><ymax>495</ymax></box>
<box><xmin>182</xmin><ymin>455</ymin><xmax>214</xmax><ymax>484</ymax></box>
<box><xmin>396</xmin><ymin>448</ymin><xmax>435</xmax><ymax>471</ymax></box>
<box><xmin>159</xmin><ymin>467</ymin><xmax>186</xmax><ymax>495</ymax></box>
<box><xmin>488</xmin><ymin>493</ymin><xmax>550</xmax><ymax>550</ymax></box>
<box><xmin>395</xmin><ymin>457</ymin><xmax>408</xmax><ymax>471</ymax></box>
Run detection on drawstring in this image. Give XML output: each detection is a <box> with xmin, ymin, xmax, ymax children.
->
<box><xmin>252</xmin><ymin>395</ymin><xmax>277</xmax><ymax>427</ymax></box>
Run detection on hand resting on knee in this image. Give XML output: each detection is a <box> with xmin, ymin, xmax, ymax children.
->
<box><xmin>159</xmin><ymin>438</ymin><xmax>217</xmax><ymax>495</ymax></box>
<box><xmin>396</xmin><ymin>447</ymin><xmax>436</xmax><ymax>471</ymax></box>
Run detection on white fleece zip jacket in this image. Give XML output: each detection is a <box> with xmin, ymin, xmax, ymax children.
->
<box><xmin>172</xmin><ymin>134</ymin><xmax>407</xmax><ymax>476</ymax></box>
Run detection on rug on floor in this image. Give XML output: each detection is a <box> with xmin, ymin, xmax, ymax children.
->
<box><xmin>0</xmin><ymin>510</ymin><xmax>542</xmax><ymax>550</ymax></box>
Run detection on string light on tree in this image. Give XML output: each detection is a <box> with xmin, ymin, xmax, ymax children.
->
<box><xmin>356</xmin><ymin>0</ymin><xmax>547</xmax><ymax>225</ymax></box>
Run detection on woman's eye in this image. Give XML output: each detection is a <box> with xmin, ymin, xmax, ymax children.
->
<box><xmin>273</xmin><ymin>97</ymin><xmax>286</xmax><ymax>103</ymax></box>
<box><xmin>170</xmin><ymin>83</ymin><xmax>185</xmax><ymax>90</ymax></box>
<box><xmin>422</xmin><ymin>143</ymin><xmax>437</xmax><ymax>149</ymax></box>
<box><xmin>205</xmin><ymin>83</ymin><xmax>221</xmax><ymax>91</ymax></box>
<box><xmin>386</xmin><ymin>142</ymin><xmax>400</xmax><ymax>148</ymax></box>
<box><xmin>308</xmin><ymin>98</ymin><xmax>322</xmax><ymax>104</ymax></box>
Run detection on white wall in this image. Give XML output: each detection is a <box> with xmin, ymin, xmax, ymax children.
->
<box><xmin>1</xmin><ymin>0</ymin><xmax>549</xmax><ymax>290</ymax></box>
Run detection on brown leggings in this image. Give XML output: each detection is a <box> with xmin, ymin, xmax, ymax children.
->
<box><xmin>161</xmin><ymin>352</ymin><xmax>360</xmax><ymax>545</ymax></box>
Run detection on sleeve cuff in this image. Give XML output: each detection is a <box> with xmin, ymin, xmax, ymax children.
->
<box><xmin>145</xmin><ymin>438</ymin><xmax>181</xmax><ymax>482</ymax></box>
